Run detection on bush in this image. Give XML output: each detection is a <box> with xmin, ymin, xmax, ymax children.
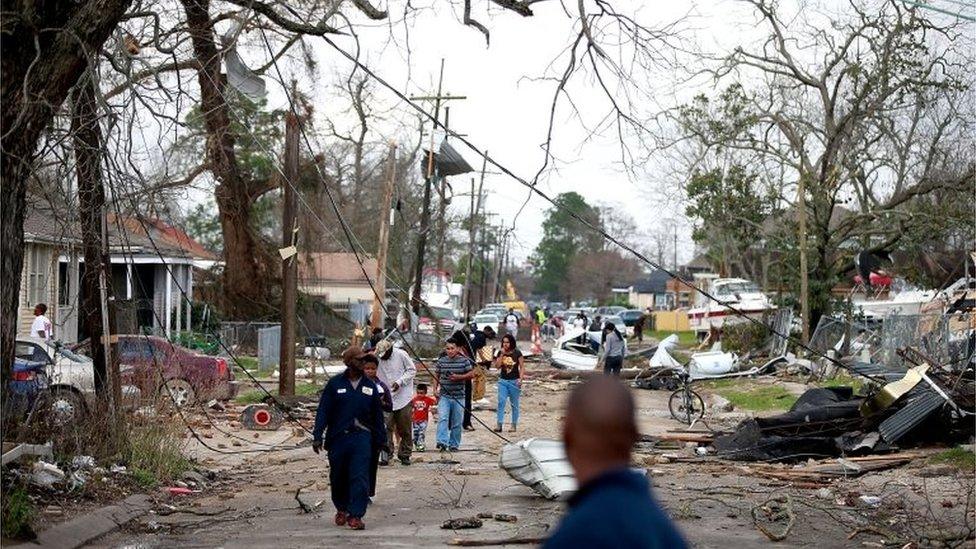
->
<box><xmin>721</xmin><ymin>318</ymin><xmax>772</xmax><ymax>354</ymax></box>
<box><xmin>1</xmin><ymin>485</ymin><xmax>34</xmax><ymax>539</ymax></box>
<box><xmin>122</xmin><ymin>418</ymin><xmax>190</xmax><ymax>486</ymax></box>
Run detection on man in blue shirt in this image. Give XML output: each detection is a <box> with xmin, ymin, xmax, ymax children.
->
<box><xmin>544</xmin><ymin>376</ymin><xmax>687</xmax><ymax>548</ymax></box>
<box><xmin>312</xmin><ymin>347</ymin><xmax>386</xmax><ymax>530</ymax></box>
<box><xmin>433</xmin><ymin>340</ymin><xmax>475</xmax><ymax>452</ymax></box>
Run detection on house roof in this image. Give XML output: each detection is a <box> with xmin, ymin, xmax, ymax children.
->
<box><xmin>23</xmin><ymin>204</ymin><xmax>217</xmax><ymax>261</ymax></box>
<box><xmin>630</xmin><ymin>269</ymin><xmax>672</xmax><ymax>294</ymax></box>
<box><xmin>298</xmin><ymin>252</ymin><xmax>378</xmax><ymax>285</ymax></box>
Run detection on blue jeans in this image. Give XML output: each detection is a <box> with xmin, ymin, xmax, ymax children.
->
<box><xmin>497</xmin><ymin>379</ymin><xmax>521</xmax><ymax>426</ymax></box>
<box><xmin>436</xmin><ymin>395</ymin><xmax>464</xmax><ymax>449</ymax></box>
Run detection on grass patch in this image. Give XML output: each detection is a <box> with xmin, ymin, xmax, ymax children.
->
<box><xmin>646</xmin><ymin>330</ymin><xmax>698</xmax><ymax>347</ymax></box>
<box><xmin>235</xmin><ymin>381</ymin><xmax>322</xmax><ymax>404</ymax></box>
<box><xmin>130</xmin><ymin>468</ymin><xmax>159</xmax><ymax>489</ymax></box>
<box><xmin>928</xmin><ymin>447</ymin><xmax>975</xmax><ymax>470</ymax></box>
<box><xmin>1</xmin><ymin>486</ymin><xmax>34</xmax><ymax>539</ymax></box>
<box><xmin>818</xmin><ymin>375</ymin><xmax>869</xmax><ymax>395</ymax></box>
<box><xmin>699</xmin><ymin>379</ymin><xmax>797</xmax><ymax>411</ymax></box>
<box><xmin>123</xmin><ymin>419</ymin><xmax>190</xmax><ymax>486</ymax></box>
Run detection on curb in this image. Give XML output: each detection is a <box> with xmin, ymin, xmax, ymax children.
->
<box><xmin>28</xmin><ymin>494</ymin><xmax>152</xmax><ymax>549</ymax></box>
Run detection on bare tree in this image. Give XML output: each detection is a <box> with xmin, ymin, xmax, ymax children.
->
<box><xmin>671</xmin><ymin>0</ymin><xmax>974</xmax><ymax>329</ymax></box>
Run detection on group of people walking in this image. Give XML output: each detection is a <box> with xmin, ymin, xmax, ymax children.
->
<box><xmin>312</xmin><ymin>322</ymin><xmax>524</xmax><ymax>530</ymax></box>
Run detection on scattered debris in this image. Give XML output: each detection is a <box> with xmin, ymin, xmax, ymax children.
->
<box><xmin>500</xmin><ymin>438</ymin><xmax>576</xmax><ymax>500</ymax></box>
<box><xmin>1</xmin><ymin>442</ymin><xmax>53</xmax><ymax>466</ymax></box>
<box><xmin>751</xmin><ymin>495</ymin><xmax>795</xmax><ymax>541</ymax></box>
<box><xmin>441</xmin><ymin>517</ymin><xmax>484</xmax><ymax>529</ymax></box>
<box><xmin>167</xmin><ymin>487</ymin><xmax>194</xmax><ymax>496</ymax></box>
<box><xmin>858</xmin><ymin>495</ymin><xmax>882</xmax><ymax>508</ymax></box>
<box><xmin>207</xmin><ymin>399</ymin><xmax>225</xmax><ymax>412</ymax></box>
<box><xmin>71</xmin><ymin>455</ymin><xmax>96</xmax><ymax>470</ymax></box>
<box><xmin>709</xmin><ymin>394</ymin><xmax>734</xmax><ymax>413</ymax></box>
<box><xmin>31</xmin><ymin>461</ymin><xmax>65</xmax><ymax>488</ymax></box>
<box><xmin>448</xmin><ymin>537</ymin><xmax>547</xmax><ymax>547</ymax></box>
<box><xmin>492</xmin><ymin>513</ymin><xmax>518</xmax><ymax>522</ymax></box>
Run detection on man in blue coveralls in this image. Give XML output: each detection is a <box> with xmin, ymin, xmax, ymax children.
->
<box><xmin>543</xmin><ymin>376</ymin><xmax>687</xmax><ymax>548</ymax></box>
<box><xmin>312</xmin><ymin>347</ymin><xmax>387</xmax><ymax>530</ymax></box>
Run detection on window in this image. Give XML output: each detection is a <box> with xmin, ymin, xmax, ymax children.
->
<box><xmin>15</xmin><ymin>341</ymin><xmax>51</xmax><ymax>364</ymax></box>
<box><xmin>58</xmin><ymin>262</ymin><xmax>70</xmax><ymax>306</ymax></box>
<box><xmin>27</xmin><ymin>246</ymin><xmax>51</xmax><ymax>306</ymax></box>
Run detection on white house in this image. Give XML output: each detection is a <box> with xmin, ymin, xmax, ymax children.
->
<box><xmin>19</xmin><ymin>207</ymin><xmax>217</xmax><ymax>343</ymax></box>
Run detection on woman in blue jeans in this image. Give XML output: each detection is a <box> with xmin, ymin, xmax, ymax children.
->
<box><xmin>493</xmin><ymin>333</ymin><xmax>524</xmax><ymax>432</ymax></box>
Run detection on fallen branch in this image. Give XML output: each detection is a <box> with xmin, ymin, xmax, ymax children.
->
<box><xmin>449</xmin><ymin>536</ymin><xmax>548</xmax><ymax>546</ymax></box>
<box><xmin>295</xmin><ymin>482</ymin><xmax>315</xmax><ymax>513</ymax></box>
<box><xmin>751</xmin><ymin>495</ymin><xmax>795</xmax><ymax>542</ymax></box>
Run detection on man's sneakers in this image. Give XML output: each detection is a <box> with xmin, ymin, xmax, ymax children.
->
<box><xmin>448</xmin><ymin>446</ymin><xmax>459</xmax><ymax>452</ymax></box>
<box><xmin>347</xmin><ymin>517</ymin><xmax>365</xmax><ymax>530</ymax></box>
<box><xmin>463</xmin><ymin>425</ymin><xmax>476</xmax><ymax>431</ymax></box>
<box><xmin>399</xmin><ymin>457</ymin><xmax>411</xmax><ymax>466</ymax></box>
<box><xmin>334</xmin><ymin>511</ymin><xmax>349</xmax><ymax>526</ymax></box>
<box><xmin>416</xmin><ymin>443</ymin><xmax>426</xmax><ymax>452</ymax></box>
<box><xmin>436</xmin><ymin>443</ymin><xmax>447</xmax><ymax>452</ymax></box>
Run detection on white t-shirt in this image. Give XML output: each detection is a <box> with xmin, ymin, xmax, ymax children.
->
<box><xmin>30</xmin><ymin>315</ymin><xmax>53</xmax><ymax>340</ymax></box>
<box><xmin>505</xmin><ymin>314</ymin><xmax>519</xmax><ymax>332</ymax></box>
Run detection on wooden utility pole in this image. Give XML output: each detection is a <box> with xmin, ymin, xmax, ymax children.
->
<box><xmin>409</xmin><ymin>60</ymin><xmax>465</xmax><ymax>315</ymax></box>
<box><xmin>797</xmin><ymin>175</ymin><xmax>810</xmax><ymax>346</ymax></box>
<box><xmin>463</xmin><ymin>155</ymin><xmax>488</xmax><ymax>321</ymax></box>
<box><xmin>435</xmin><ymin>106</ymin><xmax>452</xmax><ymax>273</ymax></box>
<box><xmin>372</xmin><ymin>143</ymin><xmax>397</xmax><ymax>328</ymax></box>
<box><xmin>278</xmin><ymin>105</ymin><xmax>300</xmax><ymax>397</ymax></box>
<box><xmin>72</xmin><ymin>70</ymin><xmax>120</xmax><ymax>413</ymax></box>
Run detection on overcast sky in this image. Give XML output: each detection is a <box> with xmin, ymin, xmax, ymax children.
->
<box><xmin>180</xmin><ymin>0</ymin><xmax>971</xmax><ymax>272</ymax></box>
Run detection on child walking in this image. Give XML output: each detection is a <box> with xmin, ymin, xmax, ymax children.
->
<box><xmin>410</xmin><ymin>383</ymin><xmax>437</xmax><ymax>451</ymax></box>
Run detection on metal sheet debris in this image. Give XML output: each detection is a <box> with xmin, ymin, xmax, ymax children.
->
<box><xmin>499</xmin><ymin>438</ymin><xmax>577</xmax><ymax>500</ymax></box>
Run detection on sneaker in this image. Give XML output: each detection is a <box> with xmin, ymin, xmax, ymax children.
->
<box><xmin>334</xmin><ymin>511</ymin><xmax>348</xmax><ymax>526</ymax></box>
<box><xmin>463</xmin><ymin>425</ymin><xmax>475</xmax><ymax>431</ymax></box>
<box><xmin>379</xmin><ymin>458</ymin><xmax>390</xmax><ymax>466</ymax></box>
<box><xmin>493</xmin><ymin>424</ymin><xmax>503</xmax><ymax>433</ymax></box>
<box><xmin>416</xmin><ymin>444</ymin><xmax>426</xmax><ymax>452</ymax></box>
<box><xmin>508</xmin><ymin>425</ymin><xmax>517</xmax><ymax>433</ymax></box>
<box><xmin>436</xmin><ymin>443</ymin><xmax>446</xmax><ymax>451</ymax></box>
<box><xmin>448</xmin><ymin>446</ymin><xmax>459</xmax><ymax>452</ymax></box>
<box><xmin>347</xmin><ymin>517</ymin><xmax>365</xmax><ymax>530</ymax></box>
<box><xmin>400</xmin><ymin>457</ymin><xmax>411</xmax><ymax>466</ymax></box>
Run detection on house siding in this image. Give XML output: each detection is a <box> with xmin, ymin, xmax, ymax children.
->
<box><xmin>19</xmin><ymin>241</ymin><xmax>60</xmax><ymax>337</ymax></box>
<box><xmin>298</xmin><ymin>282</ymin><xmax>373</xmax><ymax>303</ymax></box>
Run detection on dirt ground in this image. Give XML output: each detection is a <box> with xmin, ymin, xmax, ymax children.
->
<box><xmin>88</xmin><ymin>353</ymin><xmax>974</xmax><ymax>548</ymax></box>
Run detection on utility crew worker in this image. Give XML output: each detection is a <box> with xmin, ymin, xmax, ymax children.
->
<box><xmin>312</xmin><ymin>347</ymin><xmax>386</xmax><ymax>530</ymax></box>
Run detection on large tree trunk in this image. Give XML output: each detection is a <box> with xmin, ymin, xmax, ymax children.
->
<box><xmin>1</xmin><ymin>0</ymin><xmax>132</xmax><ymax>389</ymax></box>
<box><xmin>72</xmin><ymin>71</ymin><xmax>121</xmax><ymax>407</ymax></box>
<box><xmin>182</xmin><ymin>0</ymin><xmax>271</xmax><ymax>318</ymax></box>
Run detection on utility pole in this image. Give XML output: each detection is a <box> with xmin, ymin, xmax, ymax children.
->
<box><xmin>464</xmin><ymin>155</ymin><xmax>488</xmax><ymax>321</ymax></box>
<box><xmin>797</xmin><ymin>175</ymin><xmax>810</xmax><ymax>346</ymax></box>
<box><xmin>278</xmin><ymin>100</ymin><xmax>300</xmax><ymax>397</ymax></box>
<box><xmin>435</xmin><ymin>106</ymin><xmax>451</xmax><ymax>273</ymax></box>
<box><xmin>372</xmin><ymin>143</ymin><xmax>397</xmax><ymax>329</ymax></box>
<box><xmin>673</xmin><ymin>228</ymin><xmax>678</xmax><ymax>271</ymax></box>
<box><xmin>409</xmin><ymin>60</ymin><xmax>466</xmax><ymax>315</ymax></box>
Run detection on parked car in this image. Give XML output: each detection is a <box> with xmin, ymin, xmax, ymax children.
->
<box><xmin>471</xmin><ymin>314</ymin><xmax>501</xmax><ymax>332</ymax></box>
<box><xmin>595</xmin><ymin>306</ymin><xmax>627</xmax><ymax>316</ymax></box>
<box><xmin>74</xmin><ymin>335</ymin><xmax>238</xmax><ymax>407</ymax></box>
<box><xmin>7</xmin><ymin>357</ymin><xmax>49</xmax><ymax>418</ymax></box>
<box><xmin>15</xmin><ymin>337</ymin><xmax>101</xmax><ymax>423</ymax></box>
<box><xmin>419</xmin><ymin>306</ymin><xmax>461</xmax><ymax>336</ymax></box>
<box><xmin>619</xmin><ymin>309</ymin><xmax>645</xmax><ymax>328</ymax></box>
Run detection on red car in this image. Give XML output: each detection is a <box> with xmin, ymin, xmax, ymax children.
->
<box><xmin>74</xmin><ymin>335</ymin><xmax>238</xmax><ymax>407</ymax></box>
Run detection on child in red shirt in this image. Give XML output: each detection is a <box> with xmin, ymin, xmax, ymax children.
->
<box><xmin>411</xmin><ymin>383</ymin><xmax>437</xmax><ymax>452</ymax></box>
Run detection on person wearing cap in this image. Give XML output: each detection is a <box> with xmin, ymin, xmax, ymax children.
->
<box><xmin>375</xmin><ymin>339</ymin><xmax>417</xmax><ymax>465</ymax></box>
<box><xmin>312</xmin><ymin>347</ymin><xmax>387</xmax><ymax>530</ymax></box>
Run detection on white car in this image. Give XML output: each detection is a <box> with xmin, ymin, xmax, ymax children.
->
<box><xmin>15</xmin><ymin>337</ymin><xmax>140</xmax><ymax>422</ymax></box>
<box><xmin>471</xmin><ymin>314</ymin><xmax>501</xmax><ymax>332</ymax></box>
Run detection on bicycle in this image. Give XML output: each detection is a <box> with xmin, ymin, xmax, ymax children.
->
<box><xmin>668</xmin><ymin>370</ymin><xmax>705</xmax><ymax>425</ymax></box>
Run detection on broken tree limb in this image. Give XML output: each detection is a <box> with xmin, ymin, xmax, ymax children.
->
<box><xmin>295</xmin><ymin>482</ymin><xmax>314</xmax><ymax>513</ymax></box>
<box><xmin>449</xmin><ymin>537</ymin><xmax>548</xmax><ymax>546</ymax></box>
<box><xmin>751</xmin><ymin>495</ymin><xmax>795</xmax><ymax>542</ymax></box>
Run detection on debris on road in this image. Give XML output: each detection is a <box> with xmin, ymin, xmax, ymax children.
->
<box><xmin>240</xmin><ymin>403</ymin><xmax>283</xmax><ymax>430</ymax></box>
<box><xmin>31</xmin><ymin>461</ymin><xmax>65</xmax><ymax>488</ymax></box>
<box><xmin>441</xmin><ymin>517</ymin><xmax>484</xmax><ymax>529</ymax></box>
<box><xmin>500</xmin><ymin>438</ymin><xmax>576</xmax><ymax>500</ymax></box>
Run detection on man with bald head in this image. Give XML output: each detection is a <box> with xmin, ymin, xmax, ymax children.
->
<box><xmin>544</xmin><ymin>376</ymin><xmax>686</xmax><ymax>548</ymax></box>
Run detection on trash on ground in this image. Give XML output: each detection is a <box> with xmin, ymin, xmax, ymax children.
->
<box><xmin>441</xmin><ymin>517</ymin><xmax>484</xmax><ymax>529</ymax></box>
<box><xmin>31</xmin><ymin>461</ymin><xmax>65</xmax><ymax>488</ymax></box>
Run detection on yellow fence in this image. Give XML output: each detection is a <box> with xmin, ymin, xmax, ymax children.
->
<box><xmin>653</xmin><ymin>310</ymin><xmax>690</xmax><ymax>331</ymax></box>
